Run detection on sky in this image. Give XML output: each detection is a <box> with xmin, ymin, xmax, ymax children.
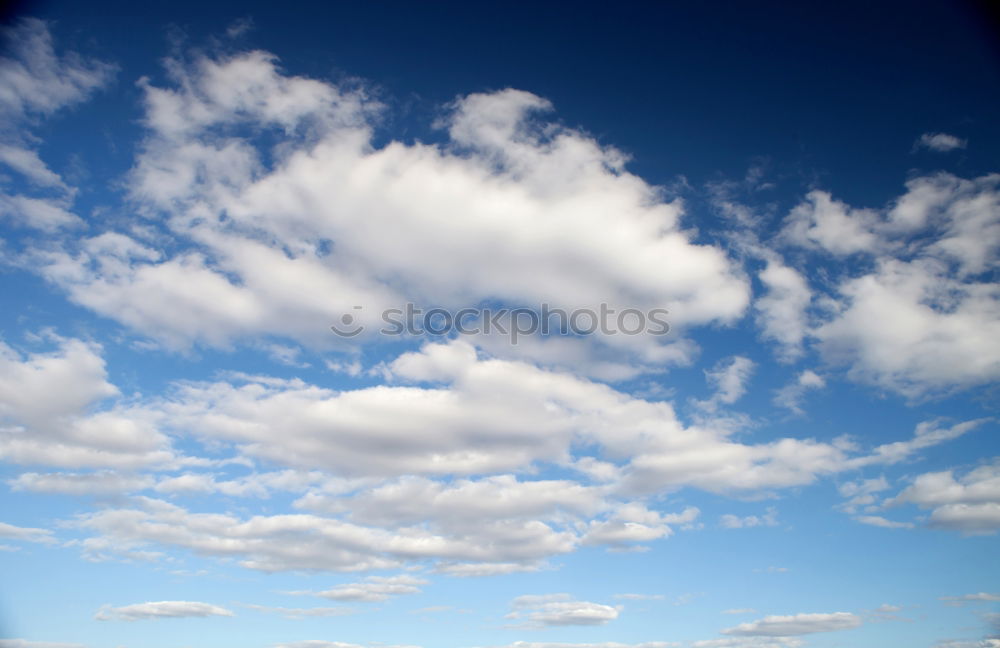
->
<box><xmin>0</xmin><ymin>2</ymin><xmax>998</xmax><ymax>648</ymax></box>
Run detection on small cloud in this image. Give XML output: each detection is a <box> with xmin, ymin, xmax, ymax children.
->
<box><xmin>295</xmin><ymin>574</ymin><xmax>427</xmax><ymax>602</ymax></box>
<box><xmin>723</xmin><ymin>612</ymin><xmax>862</xmax><ymax>636</ymax></box>
<box><xmin>855</xmin><ymin>515</ymin><xmax>914</xmax><ymax>530</ymax></box>
<box><xmin>939</xmin><ymin>592</ymin><xmax>1000</xmax><ymax>607</ymax></box>
<box><xmin>614</xmin><ymin>593</ymin><xmax>666</xmax><ymax>601</ymax></box>
<box><xmin>95</xmin><ymin>601</ymin><xmax>235</xmax><ymax>621</ymax></box>
<box><xmin>720</xmin><ymin>507</ymin><xmax>778</xmax><ymax>529</ymax></box>
<box><xmin>506</xmin><ymin>593</ymin><xmax>621</xmax><ymax>628</ymax></box>
<box><xmin>773</xmin><ymin>370</ymin><xmax>825</xmax><ymax>416</ymax></box>
<box><xmin>915</xmin><ymin>132</ymin><xmax>967</xmax><ymax>152</ymax></box>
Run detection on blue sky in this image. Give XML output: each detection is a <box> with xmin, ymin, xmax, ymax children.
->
<box><xmin>0</xmin><ymin>2</ymin><xmax>998</xmax><ymax>648</ymax></box>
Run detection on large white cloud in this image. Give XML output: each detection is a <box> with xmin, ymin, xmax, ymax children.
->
<box><xmin>26</xmin><ymin>46</ymin><xmax>748</xmax><ymax>376</ymax></box>
<box><xmin>768</xmin><ymin>172</ymin><xmax>1000</xmax><ymax>397</ymax></box>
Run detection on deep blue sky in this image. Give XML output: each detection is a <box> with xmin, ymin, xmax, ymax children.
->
<box><xmin>14</xmin><ymin>0</ymin><xmax>1000</xmax><ymax>201</ymax></box>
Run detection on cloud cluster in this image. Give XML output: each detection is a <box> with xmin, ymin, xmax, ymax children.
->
<box><xmin>21</xmin><ymin>46</ymin><xmax>751</xmax><ymax>379</ymax></box>
<box><xmin>779</xmin><ymin>174</ymin><xmax>1000</xmax><ymax>397</ymax></box>
<box><xmin>0</xmin><ymin>336</ymin><xmax>975</xmax><ymax>572</ymax></box>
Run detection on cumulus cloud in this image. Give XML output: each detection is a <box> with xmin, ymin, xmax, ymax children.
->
<box><xmin>754</xmin><ymin>258</ymin><xmax>811</xmax><ymax>361</ymax></box>
<box><xmin>95</xmin><ymin>600</ymin><xmax>235</xmax><ymax>621</ymax></box>
<box><xmin>916</xmin><ymin>133</ymin><xmax>967</xmax><ymax>152</ymax></box>
<box><xmin>722</xmin><ymin>612</ymin><xmax>861</xmax><ymax>636</ymax></box>
<box><xmin>888</xmin><ymin>461</ymin><xmax>1000</xmax><ymax>534</ymax></box>
<box><xmin>506</xmin><ymin>594</ymin><xmax>622</xmax><ymax>628</ymax></box>
<box><xmin>782</xmin><ymin>191</ymin><xmax>883</xmax><ymax>256</ymax></box>
<box><xmin>0</xmin><ymin>337</ymin><xmax>174</xmax><ymax>469</ymax></box>
<box><xmin>23</xmin><ymin>46</ymin><xmax>748</xmax><ymax>377</ymax></box>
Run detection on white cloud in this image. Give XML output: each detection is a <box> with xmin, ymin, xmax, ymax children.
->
<box><xmin>782</xmin><ymin>191</ymin><xmax>883</xmax><ymax>256</ymax></box>
<box><xmin>817</xmin><ymin>257</ymin><xmax>1000</xmax><ymax>397</ymax></box>
<box><xmin>720</xmin><ymin>507</ymin><xmax>778</xmax><ymax>529</ymax></box>
<box><xmin>722</xmin><ymin>612</ymin><xmax>861</xmax><ymax>636</ymax></box>
<box><xmin>0</xmin><ymin>144</ymin><xmax>68</xmax><ymax>189</ymax></box>
<box><xmin>916</xmin><ymin>133</ymin><xmax>967</xmax><ymax>153</ymax></box>
<box><xmin>27</xmin><ymin>47</ymin><xmax>748</xmax><ymax>376</ymax></box>
<box><xmin>506</xmin><ymin>594</ymin><xmax>621</xmax><ymax>628</ymax></box>
<box><xmin>95</xmin><ymin>600</ymin><xmax>235</xmax><ymax>621</ymax></box>
<box><xmin>9</xmin><ymin>471</ymin><xmax>154</xmax><ymax>495</ymax></box>
<box><xmin>837</xmin><ymin>476</ymin><xmax>889</xmax><ymax>514</ymax></box>
<box><xmin>0</xmin><ymin>18</ymin><xmax>115</xmax><ymax>124</ymax></box>
<box><xmin>0</xmin><ymin>337</ymin><xmax>174</xmax><ymax>469</ymax></box>
<box><xmin>0</xmin><ymin>194</ymin><xmax>81</xmax><ymax>231</ymax></box>
<box><xmin>582</xmin><ymin>504</ymin><xmax>698</xmax><ymax>549</ymax></box>
<box><xmin>847</xmin><ymin>419</ymin><xmax>987</xmax><ymax>468</ymax></box>
<box><xmin>940</xmin><ymin>593</ymin><xmax>1000</xmax><ymax>604</ymax></box>
<box><xmin>854</xmin><ymin>515</ymin><xmax>914</xmax><ymax>530</ymax></box>
<box><xmin>888</xmin><ymin>461</ymin><xmax>1000</xmax><ymax>534</ymax></box>
<box><xmin>433</xmin><ymin>562</ymin><xmax>545</xmax><ymax>578</ymax></box>
<box><xmin>0</xmin><ymin>20</ymin><xmax>113</xmax><ymax>235</ymax></box>
<box><xmin>694</xmin><ymin>356</ymin><xmax>755</xmax><ymax>413</ymax></box>
<box><xmin>754</xmin><ymin>258</ymin><xmax>811</xmax><ymax>361</ymax></box>
<box><xmin>307</xmin><ymin>574</ymin><xmax>427</xmax><ymax>602</ymax></box>
<box><xmin>772</xmin><ymin>370</ymin><xmax>825</xmax><ymax>415</ymax></box>
<box><xmin>0</xmin><ymin>521</ymin><xmax>55</xmax><ymax>544</ymax></box>
<box><xmin>692</xmin><ymin>639</ymin><xmax>803</xmax><ymax>648</ymax></box>
<box><xmin>810</xmin><ymin>175</ymin><xmax>1000</xmax><ymax>397</ymax></box>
